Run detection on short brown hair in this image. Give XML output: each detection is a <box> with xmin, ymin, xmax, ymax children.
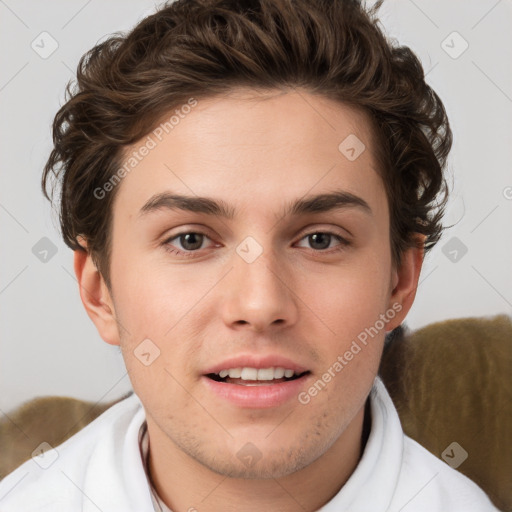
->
<box><xmin>42</xmin><ymin>0</ymin><xmax>452</xmax><ymax>290</ymax></box>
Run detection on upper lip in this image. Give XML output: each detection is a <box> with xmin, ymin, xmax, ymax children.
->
<box><xmin>203</xmin><ymin>354</ymin><xmax>310</xmax><ymax>375</ymax></box>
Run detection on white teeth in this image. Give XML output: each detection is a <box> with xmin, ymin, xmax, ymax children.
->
<box><xmin>273</xmin><ymin>367</ymin><xmax>285</xmax><ymax>379</ymax></box>
<box><xmin>215</xmin><ymin>366</ymin><xmax>300</xmax><ymax>381</ymax></box>
<box><xmin>228</xmin><ymin>368</ymin><xmax>242</xmax><ymax>378</ymax></box>
<box><xmin>241</xmin><ymin>367</ymin><xmax>258</xmax><ymax>380</ymax></box>
<box><xmin>257</xmin><ymin>368</ymin><xmax>275</xmax><ymax>380</ymax></box>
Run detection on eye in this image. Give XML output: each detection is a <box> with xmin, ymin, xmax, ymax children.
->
<box><xmin>295</xmin><ymin>231</ymin><xmax>350</xmax><ymax>253</ymax></box>
<box><xmin>162</xmin><ymin>229</ymin><xmax>351</xmax><ymax>258</ymax></box>
<box><xmin>162</xmin><ymin>231</ymin><xmax>214</xmax><ymax>257</ymax></box>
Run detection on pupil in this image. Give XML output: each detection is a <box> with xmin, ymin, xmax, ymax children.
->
<box><xmin>181</xmin><ymin>233</ymin><xmax>203</xmax><ymax>250</ymax></box>
<box><xmin>310</xmin><ymin>233</ymin><xmax>330</xmax><ymax>250</ymax></box>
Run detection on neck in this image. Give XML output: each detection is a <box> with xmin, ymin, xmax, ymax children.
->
<box><xmin>146</xmin><ymin>398</ymin><xmax>371</xmax><ymax>512</ymax></box>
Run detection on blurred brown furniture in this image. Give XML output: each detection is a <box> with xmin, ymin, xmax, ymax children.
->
<box><xmin>379</xmin><ymin>314</ymin><xmax>512</xmax><ymax>511</ymax></box>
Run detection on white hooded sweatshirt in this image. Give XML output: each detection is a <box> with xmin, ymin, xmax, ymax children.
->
<box><xmin>0</xmin><ymin>376</ymin><xmax>500</xmax><ymax>512</ymax></box>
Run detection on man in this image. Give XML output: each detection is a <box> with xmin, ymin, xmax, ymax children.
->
<box><xmin>0</xmin><ymin>0</ymin><xmax>500</xmax><ymax>510</ymax></box>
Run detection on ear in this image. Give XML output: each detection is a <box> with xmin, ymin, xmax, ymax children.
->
<box><xmin>385</xmin><ymin>234</ymin><xmax>426</xmax><ymax>331</ymax></box>
<box><xmin>73</xmin><ymin>238</ymin><xmax>120</xmax><ymax>346</ymax></box>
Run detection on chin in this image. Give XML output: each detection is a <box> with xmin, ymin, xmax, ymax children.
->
<box><xmin>187</xmin><ymin>435</ymin><xmax>323</xmax><ymax>480</ymax></box>
<box><xmin>204</xmin><ymin>452</ymin><xmax>313</xmax><ymax>480</ymax></box>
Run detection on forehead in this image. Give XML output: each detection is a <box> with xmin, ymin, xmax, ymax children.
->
<box><xmin>114</xmin><ymin>88</ymin><xmax>387</xmax><ymax>220</ymax></box>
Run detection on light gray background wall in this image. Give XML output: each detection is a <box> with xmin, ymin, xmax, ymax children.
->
<box><xmin>1</xmin><ymin>0</ymin><xmax>511</xmax><ymax>413</ymax></box>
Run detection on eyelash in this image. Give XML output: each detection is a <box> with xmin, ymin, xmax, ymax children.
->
<box><xmin>161</xmin><ymin>230</ymin><xmax>351</xmax><ymax>258</ymax></box>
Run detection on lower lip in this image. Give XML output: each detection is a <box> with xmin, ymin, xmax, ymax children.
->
<box><xmin>202</xmin><ymin>374</ymin><xmax>310</xmax><ymax>409</ymax></box>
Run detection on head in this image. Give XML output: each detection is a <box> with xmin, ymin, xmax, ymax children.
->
<box><xmin>43</xmin><ymin>0</ymin><xmax>452</xmax><ymax>479</ymax></box>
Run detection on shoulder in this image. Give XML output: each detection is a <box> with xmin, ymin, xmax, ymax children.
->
<box><xmin>368</xmin><ymin>376</ymin><xmax>500</xmax><ymax>512</ymax></box>
<box><xmin>0</xmin><ymin>393</ymin><xmax>151</xmax><ymax>512</ymax></box>
<box><xmin>390</xmin><ymin>434</ymin><xmax>500</xmax><ymax>512</ymax></box>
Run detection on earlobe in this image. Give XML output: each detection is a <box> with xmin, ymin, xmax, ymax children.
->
<box><xmin>73</xmin><ymin>239</ymin><xmax>120</xmax><ymax>346</ymax></box>
<box><xmin>386</xmin><ymin>234</ymin><xmax>426</xmax><ymax>331</ymax></box>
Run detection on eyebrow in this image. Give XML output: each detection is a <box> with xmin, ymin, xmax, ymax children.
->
<box><xmin>138</xmin><ymin>189</ymin><xmax>372</xmax><ymax>220</ymax></box>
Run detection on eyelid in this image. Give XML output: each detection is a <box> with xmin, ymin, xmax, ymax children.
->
<box><xmin>162</xmin><ymin>229</ymin><xmax>217</xmax><ymax>252</ymax></box>
<box><xmin>162</xmin><ymin>223</ymin><xmax>351</xmax><ymax>244</ymax></box>
<box><xmin>296</xmin><ymin>223</ymin><xmax>353</xmax><ymax>242</ymax></box>
<box><xmin>162</xmin><ymin>225</ymin><xmax>351</xmax><ymax>258</ymax></box>
<box><xmin>294</xmin><ymin>230</ymin><xmax>351</xmax><ymax>251</ymax></box>
<box><xmin>161</xmin><ymin>225</ymin><xmax>215</xmax><ymax>243</ymax></box>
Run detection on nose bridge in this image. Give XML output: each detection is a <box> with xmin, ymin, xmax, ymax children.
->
<box><xmin>221</xmin><ymin>236</ymin><xmax>298</xmax><ymax>331</ymax></box>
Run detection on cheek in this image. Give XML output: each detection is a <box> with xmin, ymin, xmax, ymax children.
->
<box><xmin>304</xmin><ymin>259</ymin><xmax>390</xmax><ymax>338</ymax></box>
<box><xmin>295</xmin><ymin>253</ymin><xmax>391</xmax><ymax>400</ymax></box>
<box><xmin>112</xmin><ymin>268</ymin><xmax>200</xmax><ymax>414</ymax></box>
<box><xmin>112</xmin><ymin>253</ymin><xmax>200</xmax><ymax>338</ymax></box>
<box><xmin>110</xmin><ymin>259</ymin><xmax>207</xmax><ymax>383</ymax></box>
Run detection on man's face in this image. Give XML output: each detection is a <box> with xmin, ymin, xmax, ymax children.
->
<box><xmin>99</xmin><ymin>88</ymin><xmax>403</xmax><ymax>478</ymax></box>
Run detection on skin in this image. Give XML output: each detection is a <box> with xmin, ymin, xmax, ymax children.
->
<box><xmin>74</xmin><ymin>87</ymin><xmax>424</xmax><ymax>512</ymax></box>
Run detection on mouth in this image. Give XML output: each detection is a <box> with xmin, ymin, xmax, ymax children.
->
<box><xmin>206</xmin><ymin>367</ymin><xmax>310</xmax><ymax>386</ymax></box>
<box><xmin>201</xmin><ymin>358</ymin><xmax>312</xmax><ymax>408</ymax></box>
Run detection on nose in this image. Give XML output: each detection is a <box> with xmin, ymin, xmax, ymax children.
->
<box><xmin>220</xmin><ymin>246</ymin><xmax>299</xmax><ymax>332</ymax></box>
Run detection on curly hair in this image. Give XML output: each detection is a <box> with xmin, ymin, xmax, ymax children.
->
<box><xmin>42</xmin><ymin>0</ymin><xmax>452</xmax><ymax>290</ymax></box>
